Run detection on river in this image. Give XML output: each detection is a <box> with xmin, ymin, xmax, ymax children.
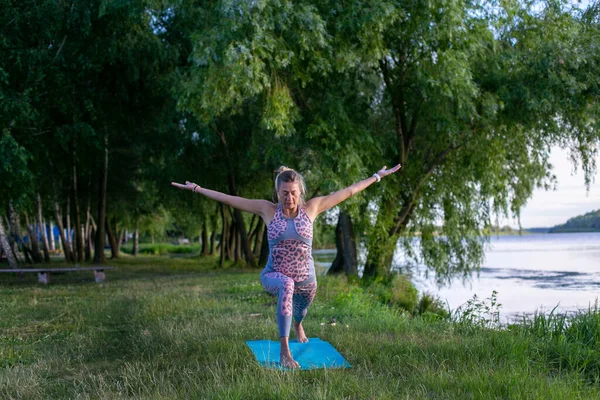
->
<box><xmin>314</xmin><ymin>232</ymin><xmax>600</xmax><ymax>320</ymax></box>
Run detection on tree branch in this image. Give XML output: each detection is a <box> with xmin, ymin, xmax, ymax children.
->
<box><xmin>380</xmin><ymin>58</ymin><xmax>405</xmax><ymax>163</ymax></box>
<box><xmin>54</xmin><ymin>35</ymin><xmax>67</xmax><ymax>60</ymax></box>
<box><xmin>405</xmin><ymin>100</ymin><xmax>422</xmax><ymax>158</ymax></box>
<box><xmin>389</xmin><ymin>132</ymin><xmax>473</xmax><ymax>236</ymax></box>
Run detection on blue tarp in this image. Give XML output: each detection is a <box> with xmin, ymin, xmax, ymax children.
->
<box><xmin>246</xmin><ymin>337</ymin><xmax>351</xmax><ymax>370</ymax></box>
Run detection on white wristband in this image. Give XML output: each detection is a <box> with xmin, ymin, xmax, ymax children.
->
<box><xmin>372</xmin><ymin>173</ymin><xmax>381</xmax><ymax>182</ymax></box>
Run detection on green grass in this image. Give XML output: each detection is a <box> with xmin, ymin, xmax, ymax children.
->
<box><xmin>1</xmin><ymin>256</ymin><xmax>599</xmax><ymax>399</ymax></box>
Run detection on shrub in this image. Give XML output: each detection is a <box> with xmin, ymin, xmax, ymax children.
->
<box><xmin>452</xmin><ymin>290</ymin><xmax>502</xmax><ymax>329</ymax></box>
<box><xmin>417</xmin><ymin>293</ymin><xmax>450</xmax><ymax>319</ymax></box>
<box><xmin>388</xmin><ymin>274</ymin><xmax>419</xmax><ymax>313</ymax></box>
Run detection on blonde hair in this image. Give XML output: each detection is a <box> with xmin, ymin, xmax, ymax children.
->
<box><xmin>274</xmin><ymin>166</ymin><xmax>306</xmax><ymax>205</ymax></box>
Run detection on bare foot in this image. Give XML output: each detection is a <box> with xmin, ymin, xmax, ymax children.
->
<box><xmin>294</xmin><ymin>322</ymin><xmax>309</xmax><ymax>343</ymax></box>
<box><xmin>280</xmin><ymin>352</ymin><xmax>300</xmax><ymax>368</ymax></box>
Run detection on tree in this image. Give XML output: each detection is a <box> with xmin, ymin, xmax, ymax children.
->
<box><xmin>348</xmin><ymin>0</ymin><xmax>600</xmax><ymax>280</ymax></box>
<box><xmin>179</xmin><ymin>0</ymin><xmax>600</xmax><ymax>282</ymax></box>
<box><xmin>1</xmin><ymin>0</ymin><xmax>184</xmax><ymax>265</ymax></box>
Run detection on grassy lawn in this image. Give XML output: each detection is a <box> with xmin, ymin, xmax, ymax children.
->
<box><xmin>1</xmin><ymin>256</ymin><xmax>599</xmax><ymax>399</ymax></box>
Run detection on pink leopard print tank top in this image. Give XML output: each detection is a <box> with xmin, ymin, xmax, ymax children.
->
<box><xmin>263</xmin><ymin>204</ymin><xmax>315</xmax><ymax>283</ymax></box>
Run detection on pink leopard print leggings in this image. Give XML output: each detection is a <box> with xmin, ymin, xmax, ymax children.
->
<box><xmin>261</xmin><ymin>271</ymin><xmax>317</xmax><ymax>337</ymax></box>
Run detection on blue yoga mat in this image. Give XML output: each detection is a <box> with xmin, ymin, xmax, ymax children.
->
<box><xmin>246</xmin><ymin>338</ymin><xmax>351</xmax><ymax>370</ymax></box>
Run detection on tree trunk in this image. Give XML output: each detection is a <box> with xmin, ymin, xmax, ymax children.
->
<box><xmin>94</xmin><ymin>134</ymin><xmax>108</xmax><ymax>264</ymax></box>
<box><xmin>247</xmin><ymin>214</ymin><xmax>257</xmax><ymax>244</ymax></box>
<box><xmin>105</xmin><ymin>217</ymin><xmax>119</xmax><ymax>259</ymax></box>
<box><xmin>329</xmin><ymin>220</ymin><xmax>345</xmax><ymax>275</ymax></box>
<box><xmin>340</xmin><ymin>211</ymin><xmax>359</xmax><ymax>276</ymax></box>
<box><xmin>72</xmin><ymin>148</ymin><xmax>84</xmax><ymax>263</ymax></box>
<box><xmin>48</xmin><ymin>220</ymin><xmax>56</xmax><ymax>251</ymax></box>
<box><xmin>328</xmin><ymin>210</ymin><xmax>358</xmax><ymax>277</ymax></box>
<box><xmin>66</xmin><ymin>197</ymin><xmax>73</xmax><ymax>258</ymax></box>
<box><xmin>14</xmin><ymin>209</ymin><xmax>33</xmax><ymax>264</ymax></box>
<box><xmin>363</xmin><ymin>235</ymin><xmax>397</xmax><ymax>279</ymax></box>
<box><xmin>232</xmin><ymin>210</ymin><xmax>253</xmax><ymax>264</ymax></box>
<box><xmin>219</xmin><ymin>205</ymin><xmax>227</xmax><ymax>267</ymax></box>
<box><xmin>118</xmin><ymin>228</ymin><xmax>124</xmax><ymax>250</ymax></box>
<box><xmin>209</xmin><ymin>230</ymin><xmax>216</xmax><ymax>255</ymax></box>
<box><xmin>234</xmin><ymin>229</ymin><xmax>241</xmax><ymax>263</ymax></box>
<box><xmin>89</xmin><ymin>228</ymin><xmax>95</xmax><ymax>253</ymax></box>
<box><xmin>258</xmin><ymin>229</ymin><xmax>269</xmax><ymax>267</ymax></box>
<box><xmin>253</xmin><ymin>222</ymin><xmax>264</xmax><ymax>258</ymax></box>
<box><xmin>363</xmin><ymin>198</ymin><xmax>403</xmax><ymax>278</ymax></box>
<box><xmin>84</xmin><ymin>203</ymin><xmax>92</xmax><ymax>261</ymax></box>
<box><xmin>24</xmin><ymin>212</ymin><xmax>43</xmax><ymax>263</ymax></box>
<box><xmin>227</xmin><ymin>220</ymin><xmax>235</xmax><ymax>261</ymax></box>
<box><xmin>364</xmin><ymin>197</ymin><xmax>417</xmax><ymax>278</ymax></box>
<box><xmin>54</xmin><ymin>200</ymin><xmax>72</xmax><ymax>262</ymax></box>
<box><xmin>210</xmin><ymin>204</ymin><xmax>219</xmax><ymax>255</ymax></box>
<box><xmin>7</xmin><ymin>202</ymin><xmax>26</xmax><ymax>263</ymax></box>
<box><xmin>201</xmin><ymin>221</ymin><xmax>209</xmax><ymax>256</ymax></box>
<box><xmin>132</xmin><ymin>217</ymin><xmax>140</xmax><ymax>256</ymax></box>
<box><xmin>89</xmin><ymin>227</ymin><xmax>96</xmax><ymax>255</ymax></box>
<box><xmin>215</xmin><ymin>127</ymin><xmax>255</xmax><ymax>265</ymax></box>
<box><xmin>0</xmin><ymin>219</ymin><xmax>18</xmax><ymax>268</ymax></box>
<box><xmin>36</xmin><ymin>192</ymin><xmax>51</xmax><ymax>263</ymax></box>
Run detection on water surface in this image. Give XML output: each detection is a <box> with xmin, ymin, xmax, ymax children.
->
<box><xmin>314</xmin><ymin>232</ymin><xmax>600</xmax><ymax>319</ymax></box>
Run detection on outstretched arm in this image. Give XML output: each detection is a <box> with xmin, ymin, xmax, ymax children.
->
<box><xmin>305</xmin><ymin>165</ymin><xmax>401</xmax><ymax>219</ymax></box>
<box><xmin>171</xmin><ymin>181</ymin><xmax>273</xmax><ymax>218</ymax></box>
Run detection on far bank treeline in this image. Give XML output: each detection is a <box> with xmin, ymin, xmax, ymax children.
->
<box><xmin>1</xmin><ymin>0</ymin><xmax>599</xmax><ymax>281</ymax></box>
<box><xmin>549</xmin><ymin>209</ymin><xmax>600</xmax><ymax>233</ymax></box>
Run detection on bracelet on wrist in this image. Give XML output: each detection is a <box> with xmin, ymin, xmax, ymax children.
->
<box><xmin>372</xmin><ymin>173</ymin><xmax>381</xmax><ymax>183</ymax></box>
<box><xmin>192</xmin><ymin>184</ymin><xmax>198</xmax><ymax>192</ymax></box>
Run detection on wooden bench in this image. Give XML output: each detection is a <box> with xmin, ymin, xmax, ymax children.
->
<box><xmin>0</xmin><ymin>266</ymin><xmax>115</xmax><ymax>284</ymax></box>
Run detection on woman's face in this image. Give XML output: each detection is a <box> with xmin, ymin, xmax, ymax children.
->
<box><xmin>278</xmin><ymin>181</ymin><xmax>301</xmax><ymax>210</ymax></box>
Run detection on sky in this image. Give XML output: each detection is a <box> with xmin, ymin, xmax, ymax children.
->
<box><xmin>507</xmin><ymin>147</ymin><xmax>600</xmax><ymax>228</ymax></box>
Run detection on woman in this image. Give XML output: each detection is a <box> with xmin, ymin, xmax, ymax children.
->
<box><xmin>172</xmin><ymin>164</ymin><xmax>400</xmax><ymax>368</ymax></box>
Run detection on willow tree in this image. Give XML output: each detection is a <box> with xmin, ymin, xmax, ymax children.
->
<box><xmin>176</xmin><ymin>0</ymin><xmax>599</xmax><ymax>280</ymax></box>
<box><xmin>326</xmin><ymin>0</ymin><xmax>600</xmax><ymax>280</ymax></box>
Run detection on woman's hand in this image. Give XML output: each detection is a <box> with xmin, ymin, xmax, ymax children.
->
<box><xmin>377</xmin><ymin>164</ymin><xmax>401</xmax><ymax>179</ymax></box>
<box><xmin>171</xmin><ymin>181</ymin><xmax>200</xmax><ymax>192</ymax></box>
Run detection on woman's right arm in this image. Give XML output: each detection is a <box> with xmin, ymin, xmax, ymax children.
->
<box><xmin>171</xmin><ymin>181</ymin><xmax>274</xmax><ymax>219</ymax></box>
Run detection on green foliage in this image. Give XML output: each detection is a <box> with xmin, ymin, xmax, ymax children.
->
<box><xmin>418</xmin><ymin>293</ymin><xmax>450</xmax><ymax>320</ymax></box>
<box><xmin>0</xmin><ymin>132</ymin><xmax>33</xmax><ymax>208</ymax></box>
<box><xmin>182</xmin><ymin>0</ymin><xmax>331</xmax><ymax>126</ymax></box>
<box><xmin>387</xmin><ymin>274</ymin><xmax>419</xmax><ymax>314</ymax></box>
<box><xmin>139</xmin><ymin>206</ymin><xmax>174</xmax><ymax>241</ymax></box>
<box><xmin>515</xmin><ymin>303</ymin><xmax>600</xmax><ymax>384</ymax></box>
<box><xmin>550</xmin><ymin>209</ymin><xmax>600</xmax><ymax>233</ymax></box>
<box><xmin>261</xmin><ymin>78</ymin><xmax>299</xmax><ymax>137</ymax></box>
<box><xmin>360</xmin><ymin>273</ymin><xmax>449</xmax><ymax>318</ymax></box>
<box><xmin>311</xmin><ymin>218</ymin><xmax>336</xmax><ymax>249</ymax></box>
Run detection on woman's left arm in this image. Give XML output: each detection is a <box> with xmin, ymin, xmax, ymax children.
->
<box><xmin>306</xmin><ymin>164</ymin><xmax>401</xmax><ymax>219</ymax></box>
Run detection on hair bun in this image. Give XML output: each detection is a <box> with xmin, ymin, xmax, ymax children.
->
<box><xmin>276</xmin><ymin>166</ymin><xmax>292</xmax><ymax>174</ymax></box>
